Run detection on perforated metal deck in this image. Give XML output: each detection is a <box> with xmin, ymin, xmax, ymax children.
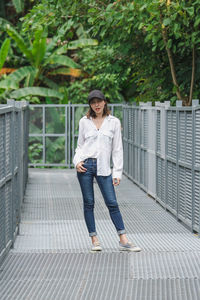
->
<box><xmin>0</xmin><ymin>169</ymin><xmax>200</xmax><ymax>300</ymax></box>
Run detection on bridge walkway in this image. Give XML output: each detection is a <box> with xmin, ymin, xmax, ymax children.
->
<box><xmin>0</xmin><ymin>169</ymin><xmax>200</xmax><ymax>300</ymax></box>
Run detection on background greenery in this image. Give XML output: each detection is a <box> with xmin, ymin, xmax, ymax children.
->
<box><xmin>1</xmin><ymin>0</ymin><xmax>200</xmax><ymax>106</ymax></box>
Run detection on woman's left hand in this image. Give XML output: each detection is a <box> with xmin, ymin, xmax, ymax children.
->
<box><xmin>113</xmin><ymin>178</ymin><xmax>120</xmax><ymax>186</ymax></box>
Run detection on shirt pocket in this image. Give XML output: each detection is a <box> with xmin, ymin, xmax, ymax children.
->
<box><xmin>101</xmin><ymin>130</ymin><xmax>113</xmax><ymax>146</ymax></box>
<box><xmin>85</xmin><ymin>130</ymin><xmax>98</xmax><ymax>141</ymax></box>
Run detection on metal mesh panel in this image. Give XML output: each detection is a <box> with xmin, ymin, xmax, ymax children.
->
<box><xmin>130</xmin><ymin>108</ymin><xmax>134</xmax><ymax>142</ymax></box>
<box><xmin>179</xmin><ymin>111</ymin><xmax>192</xmax><ymax>164</ymax></box>
<box><xmin>123</xmin><ymin>141</ymin><xmax>128</xmax><ymax>175</ymax></box>
<box><xmin>179</xmin><ymin>111</ymin><xmax>185</xmax><ymax>161</ymax></box>
<box><xmin>0</xmin><ymin>185</ymin><xmax>5</xmax><ymax>253</ymax></box>
<box><xmin>179</xmin><ymin>166</ymin><xmax>192</xmax><ymax>222</ymax></box>
<box><xmin>186</xmin><ymin>111</ymin><xmax>193</xmax><ymax>164</ymax></box>
<box><xmin>128</xmin><ymin>109</ymin><xmax>132</xmax><ymax>141</ymax></box>
<box><xmin>5</xmin><ymin>181</ymin><xmax>12</xmax><ymax>245</ymax></box>
<box><xmin>14</xmin><ymin>111</ymin><xmax>19</xmax><ymax>169</ymax></box>
<box><xmin>45</xmin><ymin>107</ymin><xmax>65</xmax><ymax>134</ymax></box>
<box><xmin>143</xmin><ymin>110</ymin><xmax>148</xmax><ymax>148</ymax></box>
<box><xmin>140</xmin><ymin>149</ymin><xmax>148</xmax><ymax>188</ymax></box>
<box><xmin>156</xmin><ymin>110</ymin><xmax>161</xmax><ymax>153</ymax></box>
<box><xmin>0</xmin><ymin>115</ymin><xmax>5</xmax><ymax>180</ymax></box>
<box><xmin>128</xmin><ymin>143</ymin><xmax>132</xmax><ymax>177</ymax></box>
<box><xmin>134</xmin><ymin>146</ymin><xmax>139</xmax><ymax>182</ymax></box>
<box><xmin>122</xmin><ymin>108</ymin><xmax>128</xmax><ymax>176</ymax></box>
<box><xmin>0</xmin><ymin>101</ymin><xmax>29</xmax><ymax>267</ymax></box>
<box><xmin>144</xmin><ymin>150</ymin><xmax>148</xmax><ymax>188</ymax></box>
<box><xmin>156</xmin><ymin>157</ymin><xmax>165</xmax><ymax>204</ymax></box>
<box><xmin>134</xmin><ymin>109</ymin><xmax>139</xmax><ymax>145</ymax></box>
<box><xmin>194</xmin><ymin>171</ymin><xmax>200</xmax><ymax>228</ymax></box>
<box><xmin>166</xmin><ymin>161</ymin><xmax>177</xmax><ymax>210</ymax></box>
<box><xmin>195</xmin><ymin>109</ymin><xmax>200</xmax><ymax>165</ymax></box>
<box><xmin>140</xmin><ymin>110</ymin><xmax>146</xmax><ymax>147</ymax></box>
<box><xmin>167</xmin><ymin>110</ymin><xmax>177</xmax><ymax>159</ymax></box>
<box><xmin>45</xmin><ymin>137</ymin><xmax>65</xmax><ymax>164</ymax></box>
<box><xmin>127</xmin><ymin>108</ymin><xmax>134</xmax><ymax>178</ymax></box>
<box><xmin>24</xmin><ymin>107</ymin><xmax>30</xmax><ymax>191</ymax></box>
<box><xmin>12</xmin><ymin>174</ymin><xmax>17</xmax><ymax>231</ymax></box>
<box><xmin>29</xmin><ymin>106</ymin><xmax>42</xmax><ymax>134</ymax></box>
<box><xmin>123</xmin><ymin>103</ymin><xmax>200</xmax><ymax>234</ymax></box>
<box><xmin>123</xmin><ymin>108</ymin><xmax>128</xmax><ymax>141</ymax></box>
<box><xmin>5</xmin><ymin>113</ymin><xmax>11</xmax><ymax>176</ymax></box>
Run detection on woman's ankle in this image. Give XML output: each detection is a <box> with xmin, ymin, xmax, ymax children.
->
<box><xmin>119</xmin><ymin>234</ymin><xmax>128</xmax><ymax>245</ymax></box>
<box><xmin>91</xmin><ymin>236</ymin><xmax>98</xmax><ymax>244</ymax></box>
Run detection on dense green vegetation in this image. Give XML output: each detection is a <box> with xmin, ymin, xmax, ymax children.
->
<box><xmin>0</xmin><ymin>0</ymin><xmax>200</xmax><ymax>105</ymax></box>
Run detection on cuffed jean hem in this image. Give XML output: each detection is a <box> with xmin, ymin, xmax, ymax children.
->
<box><xmin>117</xmin><ymin>229</ymin><xmax>126</xmax><ymax>236</ymax></box>
<box><xmin>89</xmin><ymin>232</ymin><xmax>97</xmax><ymax>237</ymax></box>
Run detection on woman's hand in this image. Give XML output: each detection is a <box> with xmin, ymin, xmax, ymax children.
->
<box><xmin>113</xmin><ymin>178</ymin><xmax>120</xmax><ymax>186</ymax></box>
<box><xmin>76</xmin><ymin>161</ymin><xmax>87</xmax><ymax>173</ymax></box>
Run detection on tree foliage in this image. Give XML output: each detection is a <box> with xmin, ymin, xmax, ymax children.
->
<box><xmin>0</xmin><ymin>0</ymin><xmax>200</xmax><ymax>105</ymax></box>
<box><xmin>56</xmin><ymin>0</ymin><xmax>200</xmax><ymax>105</ymax></box>
<box><xmin>0</xmin><ymin>20</ymin><xmax>98</xmax><ymax>102</ymax></box>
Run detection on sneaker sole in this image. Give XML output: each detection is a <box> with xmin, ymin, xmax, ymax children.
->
<box><xmin>90</xmin><ymin>247</ymin><xmax>102</xmax><ymax>252</ymax></box>
<box><xmin>119</xmin><ymin>247</ymin><xmax>141</xmax><ymax>252</ymax></box>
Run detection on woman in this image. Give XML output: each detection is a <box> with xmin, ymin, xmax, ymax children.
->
<box><xmin>73</xmin><ymin>89</ymin><xmax>141</xmax><ymax>252</ymax></box>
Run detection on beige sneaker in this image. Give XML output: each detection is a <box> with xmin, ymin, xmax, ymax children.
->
<box><xmin>119</xmin><ymin>241</ymin><xmax>141</xmax><ymax>252</ymax></box>
<box><xmin>90</xmin><ymin>241</ymin><xmax>102</xmax><ymax>252</ymax></box>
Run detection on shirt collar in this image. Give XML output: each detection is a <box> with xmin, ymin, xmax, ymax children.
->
<box><xmin>89</xmin><ymin>114</ymin><xmax>112</xmax><ymax>121</ymax></box>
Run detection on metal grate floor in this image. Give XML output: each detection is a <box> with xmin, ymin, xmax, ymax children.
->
<box><xmin>0</xmin><ymin>168</ymin><xmax>200</xmax><ymax>300</ymax></box>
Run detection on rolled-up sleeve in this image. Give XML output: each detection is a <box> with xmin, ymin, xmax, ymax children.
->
<box><xmin>112</xmin><ymin>119</ymin><xmax>123</xmax><ymax>179</ymax></box>
<box><xmin>73</xmin><ymin>119</ymin><xmax>85</xmax><ymax>167</ymax></box>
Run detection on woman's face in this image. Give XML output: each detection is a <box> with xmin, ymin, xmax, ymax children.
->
<box><xmin>90</xmin><ymin>98</ymin><xmax>106</xmax><ymax>116</ymax></box>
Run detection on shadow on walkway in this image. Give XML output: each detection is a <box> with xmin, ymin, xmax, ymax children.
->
<box><xmin>0</xmin><ymin>169</ymin><xmax>200</xmax><ymax>300</ymax></box>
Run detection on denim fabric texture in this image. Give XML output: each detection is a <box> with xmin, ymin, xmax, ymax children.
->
<box><xmin>77</xmin><ymin>158</ymin><xmax>126</xmax><ymax>237</ymax></box>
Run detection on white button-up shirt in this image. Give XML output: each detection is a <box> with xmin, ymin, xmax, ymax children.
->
<box><xmin>73</xmin><ymin>114</ymin><xmax>123</xmax><ymax>179</ymax></box>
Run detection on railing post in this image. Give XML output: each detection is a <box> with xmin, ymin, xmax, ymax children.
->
<box><xmin>7</xmin><ymin>99</ymin><xmax>15</xmax><ymax>247</ymax></box>
<box><xmin>176</xmin><ymin>100</ymin><xmax>182</xmax><ymax>220</ymax></box>
<box><xmin>23</xmin><ymin>101</ymin><xmax>29</xmax><ymax>191</ymax></box>
<box><xmin>147</xmin><ymin>103</ymin><xmax>156</xmax><ymax>197</ymax></box>
<box><xmin>0</xmin><ymin>103</ymin><xmax>6</xmax><ymax>265</ymax></box>
<box><xmin>68</xmin><ymin>101</ymin><xmax>71</xmax><ymax>167</ymax></box>
<box><xmin>15</xmin><ymin>101</ymin><xmax>24</xmax><ymax>226</ymax></box>
<box><xmin>191</xmin><ymin>100</ymin><xmax>199</xmax><ymax>235</ymax></box>
<box><xmin>164</xmin><ymin>101</ymin><xmax>170</xmax><ymax>209</ymax></box>
<box><xmin>160</xmin><ymin>102</ymin><xmax>166</xmax><ymax>206</ymax></box>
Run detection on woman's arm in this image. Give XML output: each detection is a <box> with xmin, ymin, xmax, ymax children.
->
<box><xmin>73</xmin><ymin>119</ymin><xmax>85</xmax><ymax>167</ymax></box>
<box><xmin>112</xmin><ymin>118</ymin><xmax>123</xmax><ymax>182</ymax></box>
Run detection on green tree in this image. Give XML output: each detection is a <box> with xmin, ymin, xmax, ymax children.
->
<box><xmin>135</xmin><ymin>0</ymin><xmax>200</xmax><ymax>105</ymax></box>
<box><xmin>59</xmin><ymin>0</ymin><xmax>200</xmax><ymax>105</ymax></box>
<box><xmin>1</xmin><ymin>0</ymin><xmax>200</xmax><ymax>105</ymax></box>
<box><xmin>0</xmin><ymin>21</ymin><xmax>98</xmax><ymax>102</ymax></box>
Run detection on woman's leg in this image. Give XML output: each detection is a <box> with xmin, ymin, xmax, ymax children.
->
<box><xmin>77</xmin><ymin>168</ymin><xmax>97</xmax><ymax>237</ymax></box>
<box><xmin>95</xmin><ymin>174</ymin><xmax>126</xmax><ymax>236</ymax></box>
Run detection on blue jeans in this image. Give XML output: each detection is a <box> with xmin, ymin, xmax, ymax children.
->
<box><xmin>77</xmin><ymin>158</ymin><xmax>126</xmax><ymax>237</ymax></box>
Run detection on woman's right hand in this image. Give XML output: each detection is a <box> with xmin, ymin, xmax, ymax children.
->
<box><xmin>76</xmin><ymin>161</ymin><xmax>87</xmax><ymax>173</ymax></box>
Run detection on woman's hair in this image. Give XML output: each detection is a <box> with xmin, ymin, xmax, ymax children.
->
<box><xmin>86</xmin><ymin>100</ymin><xmax>110</xmax><ymax>118</ymax></box>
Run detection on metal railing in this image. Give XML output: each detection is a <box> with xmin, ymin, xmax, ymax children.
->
<box><xmin>0</xmin><ymin>100</ymin><xmax>29</xmax><ymax>265</ymax></box>
<box><xmin>29</xmin><ymin>103</ymin><xmax>123</xmax><ymax>167</ymax></box>
<box><xmin>123</xmin><ymin>100</ymin><xmax>200</xmax><ymax>235</ymax></box>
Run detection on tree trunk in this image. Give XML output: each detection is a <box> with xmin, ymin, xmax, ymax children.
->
<box><xmin>161</xmin><ymin>26</ymin><xmax>183</xmax><ymax>101</ymax></box>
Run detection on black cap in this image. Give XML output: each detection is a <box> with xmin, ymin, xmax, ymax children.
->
<box><xmin>88</xmin><ymin>90</ymin><xmax>106</xmax><ymax>103</ymax></box>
